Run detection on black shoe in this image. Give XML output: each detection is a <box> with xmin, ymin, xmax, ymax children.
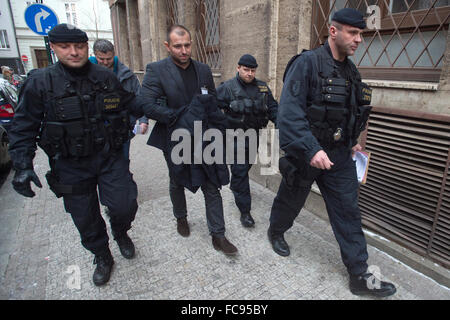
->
<box><xmin>349</xmin><ymin>273</ymin><xmax>397</xmax><ymax>297</ymax></box>
<box><xmin>240</xmin><ymin>212</ymin><xmax>255</xmax><ymax>228</ymax></box>
<box><xmin>177</xmin><ymin>217</ymin><xmax>190</xmax><ymax>237</ymax></box>
<box><xmin>267</xmin><ymin>228</ymin><xmax>290</xmax><ymax>256</ymax></box>
<box><xmin>93</xmin><ymin>250</ymin><xmax>114</xmax><ymax>286</ymax></box>
<box><xmin>212</xmin><ymin>236</ymin><xmax>238</xmax><ymax>256</ymax></box>
<box><xmin>114</xmin><ymin>232</ymin><xmax>135</xmax><ymax>259</ymax></box>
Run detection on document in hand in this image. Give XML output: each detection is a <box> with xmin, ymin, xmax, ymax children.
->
<box><xmin>352</xmin><ymin>150</ymin><xmax>371</xmax><ymax>184</ymax></box>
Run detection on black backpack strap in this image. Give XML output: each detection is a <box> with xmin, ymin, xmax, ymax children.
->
<box><xmin>283</xmin><ymin>49</ymin><xmax>309</xmax><ymax>82</ymax></box>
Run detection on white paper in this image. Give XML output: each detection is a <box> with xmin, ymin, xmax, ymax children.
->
<box><xmin>352</xmin><ymin>151</ymin><xmax>369</xmax><ymax>183</ymax></box>
<box><xmin>133</xmin><ymin>123</ymin><xmax>141</xmax><ymax>135</ymax></box>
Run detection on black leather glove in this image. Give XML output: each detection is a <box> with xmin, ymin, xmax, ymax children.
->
<box><xmin>12</xmin><ymin>169</ymin><xmax>42</xmax><ymax>198</ymax></box>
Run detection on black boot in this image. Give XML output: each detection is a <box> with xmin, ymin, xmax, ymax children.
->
<box><xmin>349</xmin><ymin>272</ymin><xmax>397</xmax><ymax>297</ymax></box>
<box><xmin>93</xmin><ymin>250</ymin><xmax>114</xmax><ymax>286</ymax></box>
<box><xmin>176</xmin><ymin>217</ymin><xmax>190</xmax><ymax>237</ymax></box>
<box><xmin>114</xmin><ymin>231</ymin><xmax>135</xmax><ymax>259</ymax></box>
<box><xmin>267</xmin><ymin>228</ymin><xmax>290</xmax><ymax>256</ymax></box>
<box><xmin>212</xmin><ymin>236</ymin><xmax>238</xmax><ymax>256</ymax></box>
<box><xmin>240</xmin><ymin>212</ymin><xmax>255</xmax><ymax>228</ymax></box>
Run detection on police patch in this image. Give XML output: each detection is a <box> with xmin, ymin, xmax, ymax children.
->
<box><xmin>258</xmin><ymin>85</ymin><xmax>269</xmax><ymax>93</ymax></box>
<box><xmin>104</xmin><ymin>97</ymin><xmax>120</xmax><ymax>111</ymax></box>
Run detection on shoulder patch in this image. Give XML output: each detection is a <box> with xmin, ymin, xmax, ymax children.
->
<box><xmin>258</xmin><ymin>85</ymin><xmax>269</xmax><ymax>93</ymax></box>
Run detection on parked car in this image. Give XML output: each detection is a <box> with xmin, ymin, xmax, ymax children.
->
<box><xmin>0</xmin><ymin>78</ymin><xmax>18</xmax><ymax>172</ymax></box>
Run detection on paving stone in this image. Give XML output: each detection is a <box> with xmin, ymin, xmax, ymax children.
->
<box><xmin>0</xmin><ymin>134</ymin><xmax>449</xmax><ymax>300</ymax></box>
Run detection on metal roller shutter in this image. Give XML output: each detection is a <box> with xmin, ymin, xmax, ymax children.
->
<box><xmin>359</xmin><ymin>106</ymin><xmax>450</xmax><ymax>268</ymax></box>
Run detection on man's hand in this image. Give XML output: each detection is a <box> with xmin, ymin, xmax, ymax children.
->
<box><xmin>310</xmin><ymin>150</ymin><xmax>334</xmax><ymax>170</ymax></box>
<box><xmin>139</xmin><ymin>123</ymin><xmax>149</xmax><ymax>135</ymax></box>
<box><xmin>12</xmin><ymin>169</ymin><xmax>42</xmax><ymax>198</ymax></box>
<box><xmin>352</xmin><ymin>143</ymin><xmax>362</xmax><ymax>157</ymax></box>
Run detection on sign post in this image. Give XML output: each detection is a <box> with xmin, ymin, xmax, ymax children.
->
<box><xmin>24</xmin><ymin>4</ymin><xmax>59</xmax><ymax>65</ymax></box>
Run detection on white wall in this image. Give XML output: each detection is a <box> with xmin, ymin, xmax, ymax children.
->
<box><xmin>0</xmin><ymin>0</ymin><xmax>20</xmax><ymax>58</ymax></box>
<box><xmin>11</xmin><ymin>0</ymin><xmax>113</xmax><ymax>73</ymax></box>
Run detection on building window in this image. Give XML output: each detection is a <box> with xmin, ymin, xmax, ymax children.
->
<box><xmin>65</xmin><ymin>2</ymin><xmax>78</xmax><ymax>26</ymax></box>
<box><xmin>311</xmin><ymin>0</ymin><xmax>450</xmax><ymax>82</ymax></box>
<box><xmin>0</xmin><ymin>30</ymin><xmax>10</xmax><ymax>49</ymax></box>
<box><xmin>195</xmin><ymin>0</ymin><xmax>221</xmax><ymax>71</ymax></box>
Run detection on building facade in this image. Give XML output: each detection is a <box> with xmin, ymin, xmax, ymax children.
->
<box><xmin>0</xmin><ymin>0</ymin><xmax>22</xmax><ymax>74</ymax></box>
<box><xmin>6</xmin><ymin>0</ymin><xmax>113</xmax><ymax>73</ymax></box>
<box><xmin>108</xmin><ymin>0</ymin><xmax>450</xmax><ymax>271</ymax></box>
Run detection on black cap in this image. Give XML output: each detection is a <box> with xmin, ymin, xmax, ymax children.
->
<box><xmin>238</xmin><ymin>54</ymin><xmax>258</xmax><ymax>68</ymax></box>
<box><xmin>48</xmin><ymin>23</ymin><xmax>88</xmax><ymax>43</ymax></box>
<box><xmin>331</xmin><ymin>8</ymin><xmax>366</xmax><ymax>29</ymax></box>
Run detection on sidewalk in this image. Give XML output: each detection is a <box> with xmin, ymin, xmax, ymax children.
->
<box><xmin>0</xmin><ymin>133</ymin><xmax>449</xmax><ymax>300</ymax></box>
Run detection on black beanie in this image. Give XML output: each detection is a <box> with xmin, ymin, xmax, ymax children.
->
<box><xmin>238</xmin><ymin>54</ymin><xmax>258</xmax><ymax>68</ymax></box>
<box><xmin>48</xmin><ymin>23</ymin><xmax>88</xmax><ymax>43</ymax></box>
<box><xmin>331</xmin><ymin>8</ymin><xmax>366</xmax><ymax>29</ymax></box>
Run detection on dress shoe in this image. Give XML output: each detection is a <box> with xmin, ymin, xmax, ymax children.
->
<box><xmin>240</xmin><ymin>212</ymin><xmax>255</xmax><ymax>228</ymax></box>
<box><xmin>93</xmin><ymin>250</ymin><xmax>114</xmax><ymax>286</ymax></box>
<box><xmin>114</xmin><ymin>232</ymin><xmax>135</xmax><ymax>259</ymax></box>
<box><xmin>267</xmin><ymin>228</ymin><xmax>290</xmax><ymax>256</ymax></box>
<box><xmin>177</xmin><ymin>217</ymin><xmax>190</xmax><ymax>237</ymax></box>
<box><xmin>349</xmin><ymin>272</ymin><xmax>397</xmax><ymax>297</ymax></box>
<box><xmin>212</xmin><ymin>236</ymin><xmax>238</xmax><ymax>256</ymax></box>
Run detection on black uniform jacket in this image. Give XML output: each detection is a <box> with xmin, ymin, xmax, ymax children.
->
<box><xmin>216</xmin><ymin>74</ymin><xmax>278</xmax><ymax>128</ymax></box>
<box><xmin>279</xmin><ymin>42</ymin><xmax>350</xmax><ymax>163</ymax></box>
<box><xmin>140</xmin><ymin>57</ymin><xmax>217</xmax><ymax>152</ymax></box>
<box><xmin>8</xmin><ymin>61</ymin><xmax>155</xmax><ymax>168</ymax></box>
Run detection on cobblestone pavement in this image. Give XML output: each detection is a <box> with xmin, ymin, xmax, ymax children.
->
<box><xmin>0</xmin><ymin>133</ymin><xmax>449</xmax><ymax>300</ymax></box>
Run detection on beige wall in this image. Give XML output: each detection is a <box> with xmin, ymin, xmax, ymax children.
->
<box><xmin>109</xmin><ymin>0</ymin><xmax>450</xmax><ymax>116</ymax></box>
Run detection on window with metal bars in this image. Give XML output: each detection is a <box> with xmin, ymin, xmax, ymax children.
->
<box><xmin>167</xmin><ymin>0</ymin><xmax>183</xmax><ymax>26</ymax></box>
<box><xmin>311</xmin><ymin>0</ymin><xmax>450</xmax><ymax>82</ymax></box>
<box><xmin>195</xmin><ymin>0</ymin><xmax>221</xmax><ymax>71</ymax></box>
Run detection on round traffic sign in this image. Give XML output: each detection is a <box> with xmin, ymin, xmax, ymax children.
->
<box><xmin>24</xmin><ymin>4</ymin><xmax>59</xmax><ymax>36</ymax></box>
<box><xmin>21</xmin><ymin>55</ymin><xmax>29</xmax><ymax>62</ymax></box>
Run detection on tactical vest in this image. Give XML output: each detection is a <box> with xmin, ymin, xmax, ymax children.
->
<box><xmin>226</xmin><ymin>77</ymin><xmax>269</xmax><ymax>129</ymax></box>
<box><xmin>284</xmin><ymin>45</ymin><xmax>372</xmax><ymax>149</ymax></box>
<box><xmin>37</xmin><ymin>64</ymin><xmax>131</xmax><ymax>159</ymax></box>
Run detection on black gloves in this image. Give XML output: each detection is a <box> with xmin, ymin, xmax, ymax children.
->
<box><xmin>12</xmin><ymin>169</ymin><xmax>42</xmax><ymax>198</ymax></box>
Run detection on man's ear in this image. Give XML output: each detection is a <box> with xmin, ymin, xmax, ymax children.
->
<box><xmin>329</xmin><ymin>25</ymin><xmax>338</xmax><ymax>39</ymax></box>
<box><xmin>164</xmin><ymin>41</ymin><xmax>170</xmax><ymax>51</ymax></box>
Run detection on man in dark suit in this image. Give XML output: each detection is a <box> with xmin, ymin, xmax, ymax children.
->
<box><xmin>140</xmin><ymin>25</ymin><xmax>238</xmax><ymax>255</ymax></box>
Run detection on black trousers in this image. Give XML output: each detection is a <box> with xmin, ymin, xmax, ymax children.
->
<box><xmin>229</xmin><ymin>137</ymin><xmax>258</xmax><ymax>214</ymax></box>
<box><xmin>54</xmin><ymin>151</ymin><xmax>138</xmax><ymax>255</ymax></box>
<box><xmin>164</xmin><ymin>153</ymin><xmax>226</xmax><ymax>237</ymax></box>
<box><xmin>269</xmin><ymin>146</ymin><xmax>368</xmax><ymax>276</ymax></box>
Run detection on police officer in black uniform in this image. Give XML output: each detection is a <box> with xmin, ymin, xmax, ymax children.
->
<box><xmin>267</xmin><ymin>9</ymin><xmax>396</xmax><ymax>297</ymax></box>
<box><xmin>217</xmin><ymin>54</ymin><xmax>278</xmax><ymax>228</ymax></box>
<box><xmin>7</xmin><ymin>24</ymin><xmax>165</xmax><ymax>286</ymax></box>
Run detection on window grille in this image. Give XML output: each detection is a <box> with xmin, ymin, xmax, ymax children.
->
<box><xmin>194</xmin><ymin>0</ymin><xmax>221</xmax><ymax>71</ymax></box>
<box><xmin>167</xmin><ymin>0</ymin><xmax>182</xmax><ymax>26</ymax></box>
<box><xmin>311</xmin><ymin>0</ymin><xmax>450</xmax><ymax>82</ymax></box>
